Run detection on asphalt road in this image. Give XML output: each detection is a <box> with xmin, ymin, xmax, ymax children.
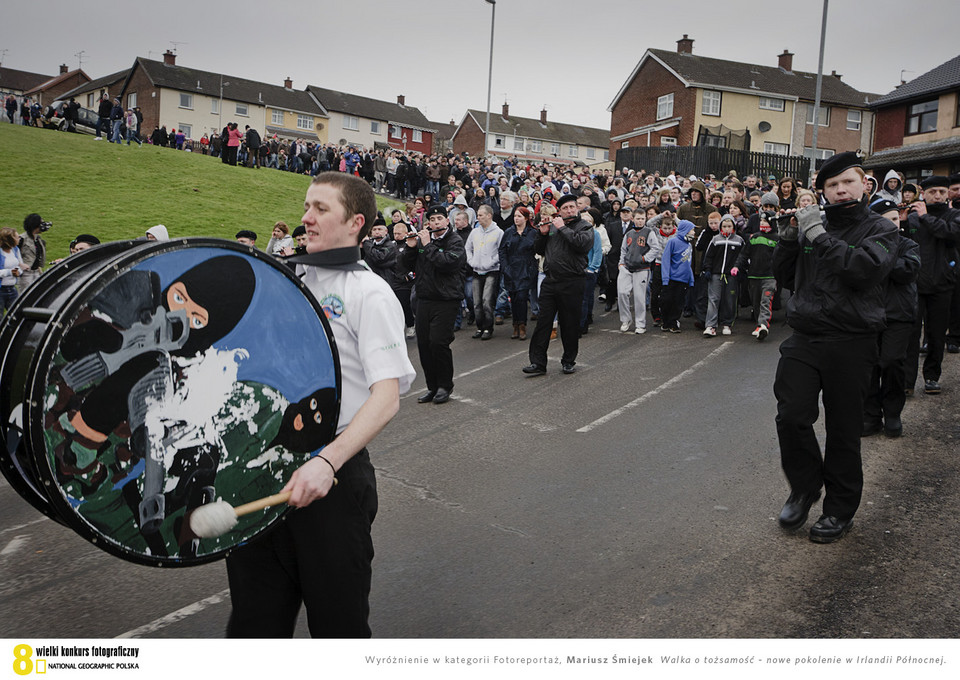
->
<box><xmin>2</xmin><ymin>305</ymin><xmax>959</xmax><ymax>639</ymax></box>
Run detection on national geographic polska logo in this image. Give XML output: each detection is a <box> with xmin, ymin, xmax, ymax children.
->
<box><xmin>12</xmin><ymin>643</ymin><xmax>141</xmax><ymax>673</ymax></box>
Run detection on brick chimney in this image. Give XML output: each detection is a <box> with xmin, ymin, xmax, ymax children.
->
<box><xmin>540</xmin><ymin>108</ymin><xmax>547</xmax><ymax>125</ymax></box>
<box><xmin>831</xmin><ymin>70</ymin><xmax>842</xmax><ymax>81</ymax></box>
<box><xmin>163</xmin><ymin>50</ymin><xmax>176</xmax><ymax>66</ymax></box>
<box><xmin>502</xmin><ymin>102</ymin><xmax>509</xmax><ymax>118</ymax></box>
<box><xmin>397</xmin><ymin>94</ymin><xmax>405</xmax><ymax>106</ymax></box>
<box><xmin>778</xmin><ymin>50</ymin><xmax>794</xmax><ymax>71</ymax></box>
<box><xmin>59</xmin><ymin>64</ymin><xmax>69</xmax><ymax>74</ymax></box>
<box><xmin>284</xmin><ymin>77</ymin><xmax>292</xmax><ymax>89</ymax></box>
<box><xmin>677</xmin><ymin>34</ymin><xmax>694</xmax><ymax>54</ymax></box>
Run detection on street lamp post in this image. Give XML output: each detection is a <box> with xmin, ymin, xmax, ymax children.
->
<box><xmin>484</xmin><ymin>0</ymin><xmax>496</xmax><ymax>163</ymax></box>
<box><xmin>809</xmin><ymin>0</ymin><xmax>829</xmax><ymax>177</ymax></box>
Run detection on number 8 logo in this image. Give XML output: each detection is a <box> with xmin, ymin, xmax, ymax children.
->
<box><xmin>12</xmin><ymin>644</ymin><xmax>33</xmax><ymax>676</ymax></box>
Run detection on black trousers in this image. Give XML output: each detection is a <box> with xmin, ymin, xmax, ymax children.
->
<box><xmin>225</xmin><ymin>449</ymin><xmax>378</xmax><ymax>638</ymax></box>
<box><xmin>946</xmin><ymin>275</ymin><xmax>960</xmax><ymax>344</ymax></box>
<box><xmin>528</xmin><ymin>276</ymin><xmax>584</xmax><ymax>368</ymax></box>
<box><xmin>906</xmin><ymin>290</ymin><xmax>952</xmax><ymax>387</ymax></box>
<box><xmin>774</xmin><ymin>333</ymin><xmax>877</xmax><ymax>521</ymax></box>
<box><xmin>415</xmin><ymin>298</ymin><xmax>458</xmax><ymax>391</ymax></box>
<box><xmin>865</xmin><ymin>320</ymin><xmax>913</xmax><ymax>424</ymax></box>
<box><xmin>660</xmin><ymin>281</ymin><xmax>689</xmax><ymax>331</ymax></box>
<box><xmin>649</xmin><ymin>263</ymin><xmax>663</xmax><ymax>322</ymax></box>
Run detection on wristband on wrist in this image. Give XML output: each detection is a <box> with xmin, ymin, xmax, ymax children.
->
<box><xmin>316</xmin><ymin>454</ymin><xmax>338</xmax><ymax>486</ymax></box>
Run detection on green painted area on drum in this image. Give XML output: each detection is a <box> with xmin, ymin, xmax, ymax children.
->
<box><xmin>42</xmin><ymin>372</ymin><xmax>309</xmax><ymax>561</ymax></box>
<box><xmin>0</xmin><ymin>124</ymin><xmax>403</xmax><ymax>261</ymax></box>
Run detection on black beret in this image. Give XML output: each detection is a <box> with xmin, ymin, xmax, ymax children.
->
<box><xmin>71</xmin><ymin>233</ymin><xmax>101</xmax><ymax>247</ymax></box>
<box><xmin>869</xmin><ymin>198</ymin><xmax>898</xmax><ymax>215</ymax></box>
<box><xmin>292</xmin><ymin>225</ymin><xmax>306</xmax><ymax>237</ymax></box>
<box><xmin>920</xmin><ymin>175</ymin><xmax>950</xmax><ymax>190</ymax></box>
<box><xmin>423</xmin><ymin>205</ymin><xmax>447</xmax><ymax>220</ymax></box>
<box><xmin>949</xmin><ymin>174</ymin><xmax>960</xmax><ymax>186</ymax></box>
<box><xmin>555</xmin><ymin>194</ymin><xmax>578</xmax><ymax>209</ymax></box>
<box><xmin>235</xmin><ymin>229</ymin><xmax>257</xmax><ymax>241</ymax></box>
<box><xmin>815</xmin><ymin>151</ymin><xmax>862</xmax><ymax>191</ymax></box>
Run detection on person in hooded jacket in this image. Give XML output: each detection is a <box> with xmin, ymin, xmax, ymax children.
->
<box><xmin>677</xmin><ymin>180</ymin><xmax>712</xmax><ymax>325</ymax></box>
<box><xmin>659</xmin><ymin>217</ymin><xmax>695</xmax><ymax>333</ymax></box>
<box><xmin>772</xmin><ymin>152</ymin><xmax>898</xmax><ymax>544</ymax></box>
<box><xmin>876</xmin><ymin>169</ymin><xmax>903</xmax><ymax>205</ymax></box>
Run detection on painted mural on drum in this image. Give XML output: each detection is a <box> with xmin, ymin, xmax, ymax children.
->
<box><xmin>40</xmin><ymin>248</ymin><xmax>339</xmax><ymax>562</ymax></box>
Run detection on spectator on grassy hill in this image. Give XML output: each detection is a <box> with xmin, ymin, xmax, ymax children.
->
<box><xmin>146</xmin><ymin>224</ymin><xmax>169</xmax><ymax>241</ymax></box>
<box><xmin>125</xmin><ymin>109</ymin><xmax>141</xmax><ymax>147</ymax></box>
<box><xmin>5</xmin><ymin>95</ymin><xmax>16</xmax><ymax>124</ymax></box>
<box><xmin>235</xmin><ymin>230</ymin><xmax>258</xmax><ymax>248</ymax></box>
<box><xmin>0</xmin><ymin>227</ymin><xmax>24</xmax><ymax>315</ymax></box>
<box><xmin>109</xmin><ymin>98</ymin><xmax>124</xmax><ymax>144</ymax></box>
<box><xmin>266</xmin><ymin>221</ymin><xmax>295</xmax><ymax>256</ymax></box>
<box><xmin>17</xmin><ymin>213</ymin><xmax>47</xmax><ymax>293</ymax></box>
<box><xmin>226</xmin><ymin>123</ymin><xmax>243</xmax><ymax>166</ymax></box>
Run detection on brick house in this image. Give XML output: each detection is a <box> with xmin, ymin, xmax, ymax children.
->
<box><xmin>306</xmin><ymin>87</ymin><xmax>435</xmax><ymax>153</ymax></box>
<box><xmin>61</xmin><ymin>70</ymin><xmax>130</xmax><ymax>112</ymax></box>
<box><xmin>0</xmin><ymin>66</ymin><xmax>53</xmax><ymax>97</ymax></box>
<box><xmin>864</xmin><ymin>54</ymin><xmax>960</xmax><ymax>183</ymax></box>
<box><xmin>451</xmin><ymin>105</ymin><xmax>610</xmax><ymax>165</ymax></box>
<box><xmin>24</xmin><ymin>65</ymin><xmax>91</xmax><ymax>107</ymax></box>
<box><xmin>607</xmin><ymin>35</ymin><xmax>875</xmax><ymax>162</ymax></box>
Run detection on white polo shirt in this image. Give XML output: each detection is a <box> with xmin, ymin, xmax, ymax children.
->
<box><xmin>302</xmin><ymin>265</ymin><xmax>415</xmax><ymax>433</ymax></box>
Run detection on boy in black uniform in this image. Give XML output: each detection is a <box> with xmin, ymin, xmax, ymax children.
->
<box><xmin>772</xmin><ymin>152</ymin><xmax>898</xmax><ymax>543</ymax></box>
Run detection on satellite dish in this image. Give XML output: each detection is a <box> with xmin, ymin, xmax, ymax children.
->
<box><xmin>758</xmin><ymin>121</ymin><xmax>772</xmax><ymax>132</ymax></box>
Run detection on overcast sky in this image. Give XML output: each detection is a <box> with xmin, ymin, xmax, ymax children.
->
<box><xmin>3</xmin><ymin>0</ymin><xmax>958</xmax><ymax>130</ymax></box>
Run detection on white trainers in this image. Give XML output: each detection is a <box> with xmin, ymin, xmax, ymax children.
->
<box><xmin>757</xmin><ymin>324</ymin><xmax>768</xmax><ymax>341</ymax></box>
<box><xmin>94</xmin><ymin>136</ymin><xmax>102</xmax><ymax>140</ymax></box>
<box><xmin>405</xmin><ymin>326</ymin><xmax>415</xmax><ymax>338</ymax></box>
<box><xmin>721</xmin><ymin>326</ymin><xmax>732</xmax><ymax>335</ymax></box>
<box><xmin>751</xmin><ymin>326</ymin><xmax>761</xmax><ymax>337</ymax></box>
<box><xmin>635</xmin><ymin>327</ymin><xmax>646</xmax><ymax>334</ymax></box>
<box><xmin>703</xmin><ymin>327</ymin><xmax>716</xmax><ymax>337</ymax></box>
<box><xmin>620</xmin><ymin>322</ymin><xmax>631</xmax><ymax>332</ymax></box>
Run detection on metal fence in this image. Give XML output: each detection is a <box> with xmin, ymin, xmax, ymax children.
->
<box><xmin>615</xmin><ymin>146</ymin><xmax>814</xmax><ymax>187</ymax></box>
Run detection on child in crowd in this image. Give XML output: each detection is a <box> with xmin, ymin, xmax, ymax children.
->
<box><xmin>617</xmin><ymin>207</ymin><xmax>661</xmax><ymax>334</ymax></box>
<box><xmin>733</xmin><ymin>212</ymin><xmax>779</xmax><ymax>341</ymax></box>
<box><xmin>659</xmin><ymin>217</ymin><xmax>694</xmax><ymax>333</ymax></box>
<box><xmin>701</xmin><ymin>214</ymin><xmax>744</xmax><ymax>336</ymax></box>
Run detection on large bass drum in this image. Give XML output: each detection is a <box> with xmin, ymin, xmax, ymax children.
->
<box><xmin>0</xmin><ymin>238</ymin><xmax>340</xmax><ymax>567</ymax></box>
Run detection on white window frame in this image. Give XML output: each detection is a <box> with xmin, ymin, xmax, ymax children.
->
<box><xmin>179</xmin><ymin>93</ymin><xmax>193</xmax><ymax>109</ymax></box>
<box><xmin>87</xmin><ymin>93</ymin><xmax>95</xmax><ymax>108</ymax></box>
<box><xmin>846</xmin><ymin>109</ymin><xmax>862</xmax><ymax>131</ymax></box>
<box><xmin>235</xmin><ymin>102</ymin><xmax>248</xmax><ymax>117</ymax></box>
<box><xmin>530</xmin><ymin>140</ymin><xmax>543</xmax><ymax>153</ymax></box>
<box><xmin>212</xmin><ymin>100</ymin><xmax>221</xmax><ymax>115</ymax></box>
<box><xmin>514</xmin><ymin>137</ymin><xmax>524</xmax><ymax>151</ymax></box>
<box><xmin>568</xmin><ymin>145</ymin><xmax>578</xmax><ymax>157</ymax></box>
<box><xmin>660</xmin><ymin>136</ymin><xmax>677</xmax><ymax>147</ymax></box>
<box><xmin>343</xmin><ymin>115</ymin><xmax>359</xmax><ymax>131</ymax></box>
<box><xmin>297</xmin><ymin>114</ymin><xmax>313</xmax><ymax>130</ymax></box>
<box><xmin>178</xmin><ymin>123</ymin><xmax>192</xmax><ymax>139</ymax></box>
<box><xmin>803</xmin><ymin>147</ymin><xmax>835</xmax><ymax>160</ymax></box>
<box><xmin>494</xmin><ymin>136</ymin><xmax>504</xmax><ymax>148</ymax></box>
<box><xmin>412</xmin><ymin>129</ymin><xmax>423</xmax><ymax>143</ymax></box>
<box><xmin>370</xmin><ymin>121</ymin><xmax>381</xmax><ymax>135</ymax></box>
<box><xmin>602</xmin><ymin>150</ymin><xmax>609</xmax><ymax>161</ymax></box>
<box><xmin>805</xmin><ymin>104</ymin><xmax>830</xmax><ymax>126</ymax></box>
<box><xmin>702</xmin><ymin>90</ymin><xmax>721</xmax><ymax>116</ymax></box>
<box><xmin>271</xmin><ymin>109</ymin><xmax>283</xmax><ymax>125</ymax></box>
<box><xmin>390</xmin><ymin>124</ymin><xmax>401</xmax><ymax>138</ymax></box>
<box><xmin>550</xmin><ymin>142</ymin><xmax>560</xmax><ymax>156</ymax></box>
<box><xmin>758</xmin><ymin>97</ymin><xmax>785</xmax><ymax>112</ymax></box>
<box><xmin>585</xmin><ymin>148</ymin><xmax>596</xmax><ymax>160</ymax></box>
<box><xmin>657</xmin><ymin>93</ymin><xmax>674</xmax><ymax>121</ymax></box>
<box><xmin>621</xmin><ymin>141</ymin><xmax>630</xmax><ymax>149</ymax></box>
<box><xmin>127</xmin><ymin>92</ymin><xmax>137</xmax><ymax>109</ymax></box>
<box><xmin>763</xmin><ymin>142</ymin><xmax>789</xmax><ymax>155</ymax></box>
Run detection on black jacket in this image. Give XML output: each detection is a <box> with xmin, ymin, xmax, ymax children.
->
<box><xmin>498</xmin><ymin>225</ymin><xmax>538</xmax><ymax>292</ymax></box>
<box><xmin>885</xmin><ymin>236</ymin><xmax>921</xmax><ymax>323</ymax></box>
<box><xmin>735</xmin><ymin>229</ymin><xmax>779</xmax><ymax>279</ymax></box>
<box><xmin>361</xmin><ymin>237</ymin><xmax>399</xmax><ymax>287</ymax></box>
<box><xmin>401</xmin><ymin>229</ymin><xmax>466</xmax><ymax>302</ymax></box>
<box><xmin>902</xmin><ymin>204</ymin><xmax>960</xmax><ymax>294</ymax></box>
<box><xmin>603</xmin><ymin>219</ymin><xmax>626</xmax><ymax>279</ymax></box>
<box><xmin>773</xmin><ymin>198</ymin><xmax>899</xmax><ymax>338</ymax></box>
<box><xmin>535</xmin><ymin>216</ymin><xmax>594</xmax><ymax>280</ymax></box>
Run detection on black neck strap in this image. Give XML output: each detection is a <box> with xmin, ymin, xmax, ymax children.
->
<box><xmin>287</xmin><ymin>246</ymin><xmax>365</xmax><ymax>271</ymax></box>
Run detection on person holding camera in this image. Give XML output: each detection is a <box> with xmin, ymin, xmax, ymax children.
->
<box><xmin>772</xmin><ymin>152</ymin><xmax>898</xmax><ymax>543</ymax></box>
<box><xmin>17</xmin><ymin>213</ymin><xmax>47</xmax><ymax>294</ymax></box>
<box><xmin>0</xmin><ymin>227</ymin><xmax>24</xmax><ymax>315</ymax></box>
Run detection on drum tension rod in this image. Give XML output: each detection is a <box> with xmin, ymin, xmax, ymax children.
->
<box><xmin>21</xmin><ymin>308</ymin><xmax>55</xmax><ymax>321</ymax></box>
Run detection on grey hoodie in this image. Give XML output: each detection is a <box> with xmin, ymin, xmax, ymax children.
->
<box><xmin>876</xmin><ymin>169</ymin><xmax>902</xmax><ymax>204</ymax></box>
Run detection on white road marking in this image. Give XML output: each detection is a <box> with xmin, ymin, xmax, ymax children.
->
<box><xmin>1</xmin><ymin>535</ymin><xmax>29</xmax><ymax>557</ymax></box>
<box><xmin>576</xmin><ymin>342</ymin><xmax>734</xmax><ymax>433</ymax></box>
<box><xmin>116</xmin><ymin>588</ymin><xmax>231</xmax><ymax>638</ymax></box>
<box><xmin>0</xmin><ymin>518</ymin><xmax>48</xmax><ymax>535</ymax></box>
<box><xmin>401</xmin><ymin>350</ymin><xmax>527</xmax><ymax>400</ymax></box>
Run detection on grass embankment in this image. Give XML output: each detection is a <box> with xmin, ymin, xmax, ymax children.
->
<box><xmin>0</xmin><ymin>123</ymin><xmax>402</xmax><ymax>260</ymax></box>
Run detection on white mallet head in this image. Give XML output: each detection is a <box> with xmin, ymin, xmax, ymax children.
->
<box><xmin>189</xmin><ymin>500</ymin><xmax>238</xmax><ymax>538</ymax></box>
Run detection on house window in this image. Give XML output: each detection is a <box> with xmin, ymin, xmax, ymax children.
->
<box><xmin>803</xmin><ymin>147</ymin><xmax>835</xmax><ymax>160</ymax></box>
<box><xmin>127</xmin><ymin>92</ymin><xmax>137</xmax><ymax>109</ymax></box>
<box><xmin>702</xmin><ymin>90</ymin><xmax>721</xmax><ymax>116</ymax></box>
<box><xmin>370</xmin><ymin>121</ymin><xmax>381</xmax><ymax>134</ymax></box>
<box><xmin>660</xmin><ymin>137</ymin><xmax>677</xmax><ymax>147</ymax></box>
<box><xmin>530</xmin><ymin>140</ymin><xmax>542</xmax><ymax>153</ymax></box>
<box><xmin>903</xmin><ymin>168</ymin><xmax>934</xmax><ymax>185</ymax></box>
<box><xmin>179</xmin><ymin>93</ymin><xmax>193</xmax><ymax>109</ymax></box>
<box><xmin>550</xmin><ymin>142</ymin><xmax>560</xmax><ymax>156</ymax></box>
<box><xmin>906</xmin><ymin>99</ymin><xmax>938</xmax><ymax>135</ymax></box>
<box><xmin>805</xmin><ymin>104</ymin><xmax>830</xmax><ymax>126</ymax></box>
<box><xmin>586</xmin><ymin>148</ymin><xmax>596</xmax><ymax>160</ymax></box>
<box><xmin>602</xmin><ymin>150</ymin><xmax>609</xmax><ymax>161</ymax></box>
<box><xmin>759</xmin><ymin>97</ymin><xmax>786</xmax><ymax>111</ymax></box>
<box><xmin>297</xmin><ymin>114</ymin><xmax>313</xmax><ymax>130</ymax></box>
<box><xmin>700</xmin><ymin>134</ymin><xmax>726</xmax><ymax>148</ymax></box>
<box><xmin>212</xmin><ymin>99</ymin><xmax>221</xmax><ymax>115</ymax></box>
<box><xmin>494</xmin><ymin>136</ymin><xmax>504</xmax><ymax>148</ymax></box>
<box><xmin>657</xmin><ymin>93</ymin><xmax>674</xmax><ymax>120</ymax></box>
<box><xmin>764</xmin><ymin>142</ymin><xmax>789</xmax><ymax>155</ymax></box>
<box><xmin>343</xmin><ymin>115</ymin><xmax>359</xmax><ymax>131</ymax></box>
<box><xmin>87</xmin><ymin>94</ymin><xmax>95</xmax><ymax>108</ymax></box>
<box><xmin>514</xmin><ymin>137</ymin><xmax>524</xmax><ymax>151</ymax></box>
<box><xmin>412</xmin><ymin>129</ymin><xmax>422</xmax><ymax>143</ymax></box>
<box><xmin>178</xmin><ymin>123</ymin><xmax>192</xmax><ymax>139</ymax></box>
<box><xmin>236</xmin><ymin>103</ymin><xmax>248</xmax><ymax>116</ymax></box>
<box><xmin>621</xmin><ymin>142</ymin><xmax>629</xmax><ymax>149</ymax></box>
<box><xmin>390</xmin><ymin>124</ymin><xmax>401</xmax><ymax>138</ymax></box>
<box><xmin>271</xmin><ymin>109</ymin><xmax>283</xmax><ymax>125</ymax></box>
<box><xmin>846</xmin><ymin>109</ymin><xmax>862</xmax><ymax>131</ymax></box>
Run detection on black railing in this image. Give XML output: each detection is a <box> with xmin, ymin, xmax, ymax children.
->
<box><xmin>616</xmin><ymin>146</ymin><xmax>814</xmax><ymax>187</ymax></box>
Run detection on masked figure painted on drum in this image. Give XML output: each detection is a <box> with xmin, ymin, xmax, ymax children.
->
<box><xmin>50</xmin><ymin>256</ymin><xmax>256</xmax><ymax>551</ymax></box>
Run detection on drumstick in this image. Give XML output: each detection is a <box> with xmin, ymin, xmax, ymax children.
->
<box><xmin>189</xmin><ymin>491</ymin><xmax>292</xmax><ymax>538</ymax></box>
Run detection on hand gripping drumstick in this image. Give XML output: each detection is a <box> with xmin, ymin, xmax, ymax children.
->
<box><xmin>189</xmin><ymin>491</ymin><xmax>292</xmax><ymax>538</ymax></box>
